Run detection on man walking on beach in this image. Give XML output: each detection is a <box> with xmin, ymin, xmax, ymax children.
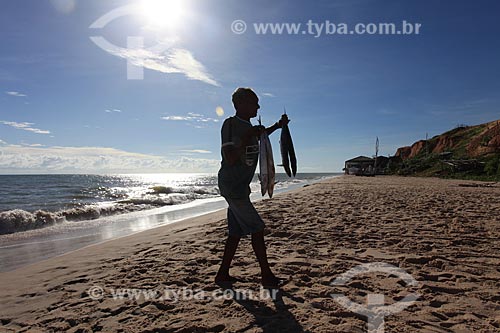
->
<box><xmin>215</xmin><ymin>87</ymin><xmax>288</xmax><ymax>288</ymax></box>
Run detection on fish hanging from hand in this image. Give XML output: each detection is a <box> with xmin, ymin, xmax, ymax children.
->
<box><xmin>280</xmin><ymin>108</ymin><xmax>297</xmax><ymax>177</ymax></box>
<box><xmin>258</xmin><ymin>116</ymin><xmax>276</xmax><ymax>198</ymax></box>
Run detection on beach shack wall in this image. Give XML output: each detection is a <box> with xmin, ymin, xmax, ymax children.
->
<box><xmin>344</xmin><ymin>156</ymin><xmax>375</xmax><ymax>175</ymax></box>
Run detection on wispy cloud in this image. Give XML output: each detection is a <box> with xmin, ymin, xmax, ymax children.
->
<box><xmin>262</xmin><ymin>92</ymin><xmax>275</xmax><ymax>98</ymax></box>
<box><xmin>162</xmin><ymin>112</ymin><xmax>219</xmax><ymax>127</ymax></box>
<box><xmin>91</xmin><ymin>36</ymin><xmax>219</xmax><ymax>86</ymax></box>
<box><xmin>50</xmin><ymin>0</ymin><xmax>76</xmax><ymax>14</ymax></box>
<box><xmin>376</xmin><ymin>108</ymin><xmax>397</xmax><ymax>116</ymax></box>
<box><xmin>89</xmin><ymin>3</ymin><xmax>218</xmax><ymax>86</ymax></box>
<box><xmin>105</xmin><ymin>109</ymin><xmax>122</xmax><ymax>113</ymax></box>
<box><xmin>5</xmin><ymin>91</ymin><xmax>27</xmax><ymax>97</ymax></box>
<box><xmin>0</xmin><ymin>121</ymin><xmax>50</xmax><ymax>134</ymax></box>
<box><xmin>23</xmin><ymin>143</ymin><xmax>45</xmax><ymax>147</ymax></box>
<box><xmin>179</xmin><ymin>149</ymin><xmax>212</xmax><ymax>154</ymax></box>
<box><xmin>447</xmin><ymin>98</ymin><xmax>491</xmax><ymax>112</ymax></box>
<box><xmin>0</xmin><ymin>145</ymin><xmax>219</xmax><ymax>173</ymax></box>
<box><xmin>425</xmin><ymin>98</ymin><xmax>500</xmax><ymax>126</ymax></box>
<box><xmin>163</xmin><ymin>116</ymin><xmax>188</xmax><ymax>121</ymax></box>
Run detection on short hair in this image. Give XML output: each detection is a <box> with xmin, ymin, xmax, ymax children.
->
<box><xmin>232</xmin><ymin>87</ymin><xmax>258</xmax><ymax>110</ymax></box>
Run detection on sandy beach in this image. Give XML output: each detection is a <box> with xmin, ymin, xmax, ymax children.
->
<box><xmin>0</xmin><ymin>176</ymin><xmax>499</xmax><ymax>333</ymax></box>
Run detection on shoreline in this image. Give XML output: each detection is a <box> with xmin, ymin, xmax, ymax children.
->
<box><xmin>1</xmin><ymin>175</ymin><xmax>498</xmax><ymax>332</ymax></box>
<box><xmin>0</xmin><ymin>173</ymin><xmax>338</xmax><ymax>236</ymax></box>
<box><xmin>0</xmin><ymin>175</ymin><xmax>340</xmax><ymax>273</ymax></box>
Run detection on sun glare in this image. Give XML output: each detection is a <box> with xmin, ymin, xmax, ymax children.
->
<box><xmin>216</xmin><ymin>106</ymin><xmax>224</xmax><ymax>117</ymax></box>
<box><xmin>140</xmin><ymin>0</ymin><xmax>185</xmax><ymax>29</ymax></box>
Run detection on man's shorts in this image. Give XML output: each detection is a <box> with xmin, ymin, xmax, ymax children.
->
<box><xmin>224</xmin><ymin>196</ymin><xmax>265</xmax><ymax>237</ymax></box>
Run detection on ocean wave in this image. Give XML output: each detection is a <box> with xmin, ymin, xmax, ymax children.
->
<box><xmin>0</xmin><ymin>175</ymin><xmax>331</xmax><ymax>235</ymax></box>
<box><xmin>0</xmin><ymin>209</ymin><xmax>65</xmax><ymax>235</ymax></box>
<box><xmin>119</xmin><ymin>194</ymin><xmax>192</xmax><ymax>206</ymax></box>
<box><xmin>0</xmin><ymin>188</ymin><xmax>220</xmax><ymax>235</ymax></box>
<box><xmin>191</xmin><ymin>187</ymin><xmax>220</xmax><ymax>195</ymax></box>
<box><xmin>147</xmin><ymin>185</ymin><xmax>219</xmax><ymax>196</ymax></box>
<box><xmin>0</xmin><ymin>203</ymin><xmax>155</xmax><ymax>235</ymax></box>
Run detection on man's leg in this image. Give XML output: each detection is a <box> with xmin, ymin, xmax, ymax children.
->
<box><xmin>215</xmin><ymin>234</ymin><xmax>241</xmax><ymax>282</ymax></box>
<box><xmin>251</xmin><ymin>230</ymin><xmax>278</xmax><ymax>286</ymax></box>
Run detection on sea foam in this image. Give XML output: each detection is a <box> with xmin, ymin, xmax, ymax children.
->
<box><xmin>0</xmin><ymin>188</ymin><xmax>220</xmax><ymax>235</ymax></box>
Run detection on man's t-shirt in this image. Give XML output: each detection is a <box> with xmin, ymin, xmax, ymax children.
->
<box><xmin>218</xmin><ymin>116</ymin><xmax>259</xmax><ymax>199</ymax></box>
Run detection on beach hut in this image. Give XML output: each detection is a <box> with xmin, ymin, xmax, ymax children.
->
<box><xmin>344</xmin><ymin>156</ymin><xmax>375</xmax><ymax>175</ymax></box>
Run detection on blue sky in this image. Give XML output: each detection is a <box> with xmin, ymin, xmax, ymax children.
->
<box><xmin>1</xmin><ymin>0</ymin><xmax>499</xmax><ymax>174</ymax></box>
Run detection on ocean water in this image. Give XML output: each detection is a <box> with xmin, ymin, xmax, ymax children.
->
<box><xmin>0</xmin><ymin>173</ymin><xmax>338</xmax><ymax>235</ymax></box>
<box><xmin>0</xmin><ymin>173</ymin><xmax>340</xmax><ymax>271</ymax></box>
<box><xmin>0</xmin><ymin>173</ymin><xmax>221</xmax><ymax>234</ymax></box>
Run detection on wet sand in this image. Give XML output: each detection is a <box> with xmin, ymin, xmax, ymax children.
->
<box><xmin>0</xmin><ymin>176</ymin><xmax>499</xmax><ymax>332</ymax></box>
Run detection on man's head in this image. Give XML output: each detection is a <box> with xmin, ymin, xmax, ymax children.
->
<box><xmin>232</xmin><ymin>87</ymin><xmax>260</xmax><ymax>119</ymax></box>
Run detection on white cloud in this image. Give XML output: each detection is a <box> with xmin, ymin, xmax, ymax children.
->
<box><xmin>5</xmin><ymin>91</ymin><xmax>27</xmax><ymax>97</ymax></box>
<box><xmin>92</xmin><ymin>37</ymin><xmax>219</xmax><ymax>86</ymax></box>
<box><xmin>0</xmin><ymin>121</ymin><xmax>50</xmax><ymax>134</ymax></box>
<box><xmin>105</xmin><ymin>109</ymin><xmax>122</xmax><ymax>113</ymax></box>
<box><xmin>377</xmin><ymin>108</ymin><xmax>396</xmax><ymax>116</ymax></box>
<box><xmin>179</xmin><ymin>149</ymin><xmax>212</xmax><ymax>154</ymax></box>
<box><xmin>163</xmin><ymin>116</ymin><xmax>187</xmax><ymax>121</ymax></box>
<box><xmin>162</xmin><ymin>112</ymin><xmax>219</xmax><ymax>123</ymax></box>
<box><xmin>89</xmin><ymin>3</ymin><xmax>218</xmax><ymax>86</ymax></box>
<box><xmin>0</xmin><ymin>139</ymin><xmax>7</xmax><ymax>146</ymax></box>
<box><xmin>0</xmin><ymin>145</ymin><xmax>220</xmax><ymax>173</ymax></box>
<box><xmin>262</xmin><ymin>92</ymin><xmax>275</xmax><ymax>98</ymax></box>
<box><xmin>167</xmin><ymin>49</ymin><xmax>219</xmax><ymax>86</ymax></box>
<box><xmin>50</xmin><ymin>0</ymin><xmax>76</xmax><ymax>14</ymax></box>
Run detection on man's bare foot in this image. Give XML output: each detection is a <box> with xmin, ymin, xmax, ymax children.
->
<box><xmin>214</xmin><ymin>274</ymin><xmax>238</xmax><ymax>284</ymax></box>
<box><xmin>261</xmin><ymin>274</ymin><xmax>286</xmax><ymax>289</ymax></box>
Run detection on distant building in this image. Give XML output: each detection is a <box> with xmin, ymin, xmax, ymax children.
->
<box><xmin>344</xmin><ymin>156</ymin><xmax>375</xmax><ymax>175</ymax></box>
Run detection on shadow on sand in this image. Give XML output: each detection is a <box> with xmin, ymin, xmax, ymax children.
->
<box><xmin>225</xmin><ymin>286</ymin><xmax>309</xmax><ymax>332</ymax></box>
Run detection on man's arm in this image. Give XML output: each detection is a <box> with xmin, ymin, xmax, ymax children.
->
<box><xmin>222</xmin><ymin>145</ymin><xmax>241</xmax><ymax>166</ymax></box>
<box><xmin>265</xmin><ymin>122</ymin><xmax>281</xmax><ymax>136</ymax></box>
<box><xmin>265</xmin><ymin>114</ymin><xmax>290</xmax><ymax>135</ymax></box>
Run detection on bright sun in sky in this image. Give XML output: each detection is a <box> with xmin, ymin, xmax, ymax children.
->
<box><xmin>139</xmin><ymin>0</ymin><xmax>185</xmax><ymax>29</ymax></box>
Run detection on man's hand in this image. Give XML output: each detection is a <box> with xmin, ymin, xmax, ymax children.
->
<box><xmin>265</xmin><ymin>115</ymin><xmax>291</xmax><ymax>136</ymax></box>
<box><xmin>278</xmin><ymin>114</ymin><xmax>290</xmax><ymax>128</ymax></box>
